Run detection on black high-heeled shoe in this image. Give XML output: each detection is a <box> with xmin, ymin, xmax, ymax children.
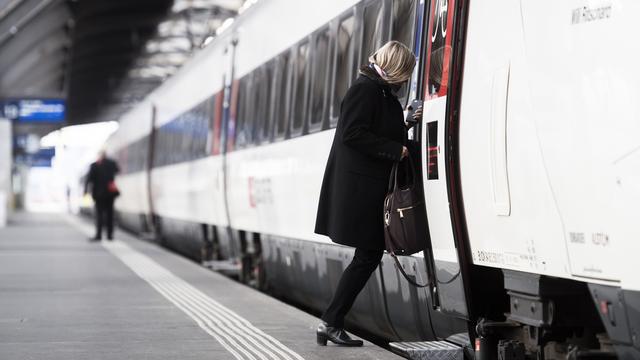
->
<box><xmin>316</xmin><ymin>322</ymin><xmax>363</xmax><ymax>347</ymax></box>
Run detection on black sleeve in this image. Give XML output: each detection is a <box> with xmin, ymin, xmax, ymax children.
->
<box><xmin>339</xmin><ymin>83</ymin><xmax>404</xmax><ymax>161</ymax></box>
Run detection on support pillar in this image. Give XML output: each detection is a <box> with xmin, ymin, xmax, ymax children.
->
<box><xmin>0</xmin><ymin>117</ymin><xmax>11</xmax><ymax>227</ymax></box>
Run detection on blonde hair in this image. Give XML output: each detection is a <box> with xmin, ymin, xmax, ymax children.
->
<box><xmin>368</xmin><ymin>41</ymin><xmax>416</xmax><ymax>84</ymax></box>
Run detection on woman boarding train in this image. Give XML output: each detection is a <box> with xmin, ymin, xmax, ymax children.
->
<box><xmin>314</xmin><ymin>41</ymin><xmax>421</xmax><ymax>347</ymax></box>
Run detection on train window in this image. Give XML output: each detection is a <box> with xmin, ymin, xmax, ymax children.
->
<box><xmin>425</xmin><ymin>0</ymin><xmax>454</xmax><ymax>99</ymax></box>
<box><xmin>235</xmin><ymin>78</ymin><xmax>246</xmax><ymax>147</ymax></box>
<box><xmin>256</xmin><ymin>64</ymin><xmax>274</xmax><ymax>143</ymax></box>
<box><xmin>290</xmin><ymin>41</ymin><xmax>309</xmax><ymax>137</ymax></box>
<box><xmin>236</xmin><ymin>75</ymin><xmax>254</xmax><ymax>147</ymax></box>
<box><xmin>392</xmin><ymin>0</ymin><xmax>417</xmax><ymax>49</ymax></box>
<box><xmin>331</xmin><ymin>15</ymin><xmax>355</xmax><ymax>123</ymax></box>
<box><xmin>188</xmin><ymin>109</ymin><xmax>196</xmax><ymax>159</ymax></box>
<box><xmin>251</xmin><ymin>68</ymin><xmax>264</xmax><ymax>145</ymax></box>
<box><xmin>273</xmin><ymin>53</ymin><xmax>291</xmax><ymax>140</ymax></box>
<box><xmin>309</xmin><ymin>28</ymin><xmax>331</xmax><ymax>131</ymax></box>
<box><xmin>246</xmin><ymin>74</ymin><xmax>258</xmax><ymax>146</ymax></box>
<box><xmin>179</xmin><ymin>114</ymin><xmax>187</xmax><ymax>161</ymax></box>
<box><xmin>392</xmin><ymin>0</ymin><xmax>417</xmax><ymax>105</ymax></box>
<box><xmin>360</xmin><ymin>0</ymin><xmax>385</xmax><ymax>68</ymax></box>
<box><xmin>227</xmin><ymin>79</ymin><xmax>240</xmax><ymax>151</ymax></box>
<box><xmin>188</xmin><ymin>113</ymin><xmax>196</xmax><ymax>160</ymax></box>
<box><xmin>196</xmin><ymin>101</ymin><xmax>208</xmax><ymax>157</ymax></box>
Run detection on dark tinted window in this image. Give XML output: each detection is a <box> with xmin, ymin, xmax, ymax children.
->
<box><xmin>391</xmin><ymin>0</ymin><xmax>417</xmax><ymax>105</ymax></box>
<box><xmin>151</xmin><ymin>99</ymin><xmax>211</xmax><ymax>168</ymax></box>
<box><xmin>331</xmin><ymin>15</ymin><xmax>355</xmax><ymax>121</ymax></box>
<box><xmin>309</xmin><ymin>28</ymin><xmax>331</xmax><ymax>128</ymax></box>
<box><xmin>427</xmin><ymin>0</ymin><xmax>451</xmax><ymax>98</ymax></box>
<box><xmin>360</xmin><ymin>1</ymin><xmax>385</xmax><ymax>67</ymax></box>
<box><xmin>235</xmin><ymin>77</ymin><xmax>247</xmax><ymax>146</ymax></box>
<box><xmin>290</xmin><ymin>41</ymin><xmax>309</xmax><ymax>134</ymax></box>
<box><xmin>118</xmin><ymin>136</ymin><xmax>149</xmax><ymax>174</ymax></box>
<box><xmin>237</xmin><ymin>75</ymin><xmax>254</xmax><ymax>147</ymax></box>
<box><xmin>256</xmin><ymin>64</ymin><xmax>274</xmax><ymax>143</ymax></box>
<box><xmin>391</xmin><ymin>0</ymin><xmax>417</xmax><ymax>50</ymax></box>
<box><xmin>274</xmin><ymin>53</ymin><xmax>290</xmax><ymax>138</ymax></box>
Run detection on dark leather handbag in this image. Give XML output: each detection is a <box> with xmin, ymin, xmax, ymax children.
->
<box><xmin>383</xmin><ymin>153</ymin><xmax>429</xmax><ymax>287</ymax></box>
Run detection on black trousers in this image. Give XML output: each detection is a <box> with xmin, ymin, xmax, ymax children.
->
<box><xmin>94</xmin><ymin>198</ymin><xmax>115</xmax><ymax>239</ymax></box>
<box><xmin>321</xmin><ymin>248</ymin><xmax>383</xmax><ymax>328</ymax></box>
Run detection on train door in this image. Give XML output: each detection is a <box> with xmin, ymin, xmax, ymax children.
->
<box><xmin>420</xmin><ymin>0</ymin><xmax>469</xmax><ymax>319</ymax></box>
<box><xmin>376</xmin><ymin>0</ymin><xmax>439</xmax><ymax>340</ymax></box>
<box><xmin>217</xmin><ymin>37</ymin><xmax>241</xmax><ymax>260</ymax></box>
<box><xmin>145</xmin><ymin>104</ymin><xmax>157</xmax><ymax>234</ymax></box>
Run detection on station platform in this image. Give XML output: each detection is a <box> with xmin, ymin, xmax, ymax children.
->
<box><xmin>0</xmin><ymin>212</ymin><xmax>401</xmax><ymax>360</ymax></box>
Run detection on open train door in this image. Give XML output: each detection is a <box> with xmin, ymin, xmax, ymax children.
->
<box><xmin>420</xmin><ymin>0</ymin><xmax>470</xmax><ymax>320</ymax></box>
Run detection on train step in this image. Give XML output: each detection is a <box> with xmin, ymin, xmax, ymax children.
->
<box><xmin>389</xmin><ymin>340</ymin><xmax>463</xmax><ymax>360</ymax></box>
<box><xmin>202</xmin><ymin>259</ymin><xmax>242</xmax><ymax>274</ymax></box>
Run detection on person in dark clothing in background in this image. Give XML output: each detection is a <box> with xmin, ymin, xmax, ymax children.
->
<box><xmin>314</xmin><ymin>41</ymin><xmax>420</xmax><ymax>347</ymax></box>
<box><xmin>84</xmin><ymin>150</ymin><xmax>120</xmax><ymax>241</ymax></box>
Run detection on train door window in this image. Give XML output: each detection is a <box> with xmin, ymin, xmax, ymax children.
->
<box><xmin>257</xmin><ymin>63</ymin><xmax>274</xmax><ymax>143</ymax></box>
<box><xmin>330</xmin><ymin>14</ymin><xmax>356</xmax><ymax>125</ymax></box>
<box><xmin>360</xmin><ymin>0</ymin><xmax>386</xmax><ymax>68</ymax></box>
<box><xmin>425</xmin><ymin>0</ymin><xmax>454</xmax><ymax>99</ymax></box>
<box><xmin>273</xmin><ymin>52</ymin><xmax>291</xmax><ymax>140</ymax></box>
<box><xmin>309</xmin><ymin>27</ymin><xmax>331</xmax><ymax>132</ymax></box>
<box><xmin>392</xmin><ymin>0</ymin><xmax>417</xmax><ymax>49</ymax></box>
<box><xmin>391</xmin><ymin>0</ymin><xmax>418</xmax><ymax>105</ymax></box>
<box><xmin>290</xmin><ymin>40</ymin><xmax>309</xmax><ymax>138</ymax></box>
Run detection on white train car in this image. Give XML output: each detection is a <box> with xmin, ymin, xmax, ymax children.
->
<box><xmin>106</xmin><ymin>101</ymin><xmax>154</xmax><ymax>232</ymax></box>
<box><xmin>100</xmin><ymin>0</ymin><xmax>639</xmax><ymax>358</ymax></box>
<box><xmin>420</xmin><ymin>0</ymin><xmax>639</xmax><ymax>358</ymax></box>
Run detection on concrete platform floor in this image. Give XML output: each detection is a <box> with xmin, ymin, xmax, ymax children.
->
<box><xmin>0</xmin><ymin>212</ymin><xmax>401</xmax><ymax>360</ymax></box>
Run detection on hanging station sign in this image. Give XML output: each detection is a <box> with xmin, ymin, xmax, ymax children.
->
<box><xmin>1</xmin><ymin>99</ymin><xmax>65</xmax><ymax>123</ymax></box>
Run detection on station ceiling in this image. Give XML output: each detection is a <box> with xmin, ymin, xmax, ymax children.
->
<box><xmin>0</xmin><ymin>0</ymin><xmax>244</xmax><ymax>135</ymax></box>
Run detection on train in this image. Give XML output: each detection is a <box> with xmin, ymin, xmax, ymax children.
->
<box><xmin>83</xmin><ymin>0</ymin><xmax>640</xmax><ymax>358</ymax></box>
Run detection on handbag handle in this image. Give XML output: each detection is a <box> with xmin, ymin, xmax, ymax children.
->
<box><xmin>390</xmin><ymin>253</ymin><xmax>429</xmax><ymax>288</ymax></box>
<box><xmin>387</xmin><ymin>161</ymin><xmax>400</xmax><ymax>193</ymax></box>
<box><xmin>387</xmin><ymin>151</ymin><xmax>418</xmax><ymax>194</ymax></box>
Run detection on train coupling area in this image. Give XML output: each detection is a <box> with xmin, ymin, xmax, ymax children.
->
<box><xmin>0</xmin><ymin>212</ymin><xmax>401</xmax><ymax>360</ymax></box>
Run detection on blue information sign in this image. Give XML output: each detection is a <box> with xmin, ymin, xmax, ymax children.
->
<box><xmin>14</xmin><ymin>147</ymin><xmax>56</xmax><ymax>167</ymax></box>
<box><xmin>1</xmin><ymin>99</ymin><xmax>65</xmax><ymax>123</ymax></box>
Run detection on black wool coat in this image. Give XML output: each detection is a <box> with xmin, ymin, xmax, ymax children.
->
<box><xmin>85</xmin><ymin>158</ymin><xmax>120</xmax><ymax>201</ymax></box>
<box><xmin>314</xmin><ymin>67</ymin><xmax>407</xmax><ymax>251</ymax></box>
